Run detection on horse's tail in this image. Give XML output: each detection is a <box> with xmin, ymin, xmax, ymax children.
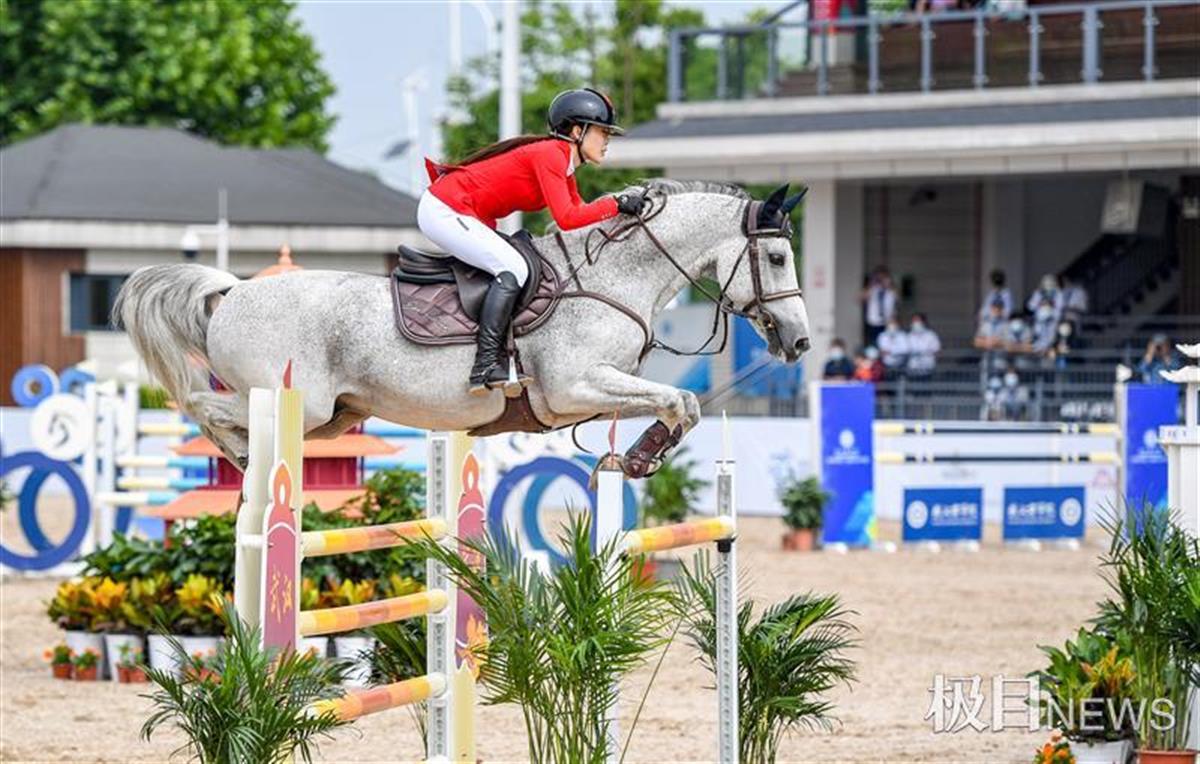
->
<box><xmin>112</xmin><ymin>264</ymin><xmax>240</xmax><ymax>416</ymax></box>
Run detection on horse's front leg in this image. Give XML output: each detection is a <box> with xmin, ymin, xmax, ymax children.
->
<box><xmin>556</xmin><ymin>364</ymin><xmax>701</xmax><ymax>479</ymax></box>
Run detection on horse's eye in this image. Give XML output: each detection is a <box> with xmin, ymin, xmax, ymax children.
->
<box><xmin>769</xmin><ymin>252</ymin><xmax>786</xmax><ymax>267</ymax></box>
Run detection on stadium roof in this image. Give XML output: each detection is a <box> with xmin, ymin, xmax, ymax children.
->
<box><xmin>1</xmin><ymin>123</ymin><xmax>418</xmax><ymax>226</ymax></box>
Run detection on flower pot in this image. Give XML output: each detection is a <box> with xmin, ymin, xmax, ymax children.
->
<box><xmin>1071</xmin><ymin>738</ymin><xmax>1133</xmax><ymax>764</ymax></box>
<box><xmin>124</xmin><ymin>666</ymin><xmax>149</xmax><ymax>683</ymax></box>
<box><xmin>51</xmin><ymin>664</ymin><xmax>72</xmax><ymax>680</ymax></box>
<box><xmin>299</xmin><ymin>636</ymin><xmax>329</xmax><ymax>660</ymax></box>
<box><xmin>103</xmin><ymin>634</ymin><xmax>144</xmax><ymax>682</ymax></box>
<box><xmin>146</xmin><ymin>634</ymin><xmax>182</xmax><ymax>677</ymax></box>
<box><xmin>64</xmin><ymin>631</ymin><xmax>107</xmax><ymax>679</ymax></box>
<box><xmin>73</xmin><ymin>665</ymin><xmax>99</xmax><ymax>681</ymax></box>
<box><xmin>782</xmin><ymin>528</ymin><xmax>816</xmax><ymax>551</ymax></box>
<box><xmin>179</xmin><ymin>635</ymin><xmax>222</xmax><ymax>664</ymax></box>
<box><xmin>334</xmin><ymin>636</ymin><xmax>376</xmax><ymax>687</ymax></box>
<box><xmin>1137</xmin><ymin>750</ymin><xmax>1198</xmax><ymax>764</ymax></box>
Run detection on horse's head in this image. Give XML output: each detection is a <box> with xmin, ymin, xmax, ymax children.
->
<box><xmin>716</xmin><ymin>184</ymin><xmax>811</xmax><ymax>362</ymax></box>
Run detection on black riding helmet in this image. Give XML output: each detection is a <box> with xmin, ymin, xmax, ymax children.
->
<box><xmin>547</xmin><ymin>88</ymin><xmax>625</xmax><ymax>163</ymax></box>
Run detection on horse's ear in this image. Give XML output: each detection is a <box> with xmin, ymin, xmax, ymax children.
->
<box><xmin>758</xmin><ymin>184</ymin><xmax>790</xmax><ymax>227</ymax></box>
<box><xmin>781</xmin><ymin>187</ymin><xmax>807</xmax><ymax>215</ymax></box>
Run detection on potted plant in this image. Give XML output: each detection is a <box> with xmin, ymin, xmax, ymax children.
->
<box><xmin>637</xmin><ymin>448</ymin><xmax>709</xmax><ymax>580</ymax></box>
<box><xmin>116</xmin><ymin>642</ymin><xmax>148</xmax><ymax>683</ymax></box>
<box><xmin>133</xmin><ymin>573</ymin><xmax>185</xmax><ymax>676</ymax></box>
<box><xmin>91</xmin><ymin>576</ymin><xmax>146</xmax><ymax>682</ymax></box>
<box><xmin>1097</xmin><ymin>508</ymin><xmax>1199</xmax><ymax>763</ymax></box>
<box><xmin>1030</xmin><ymin>627</ymin><xmax>1136</xmax><ymax>764</ymax></box>
<box><xmin>173</xmin><ymin>574</ymin><xmax>227</xmax><ymax>662</ymax></box>
<box><xmin>72</xmin><ymin>647</ymin><xmax>101</xmax><ymax>681</ymax></box>
<box><xmin>47</xmin><ymin>578</ymin><xmax>106</xmax><ymax>678</ymax></box>
<box><xmin>44</xmin><ymin>643</ymin><xmax>73</xmax><ymax>679</ymax></box>
<box><xmin>778</xmin><ymin>475</ymin><xmax>830</xmax><ymax>551</ymax></box>
<box><xmin>1034</xmin><ymin>731</ymin><xmax>1077</xmax><ymax>764</ymax></box>
<box><xmin>141</xmin><ymin>601</ymin><xmax>352</xmax><ymax>763</ymax></box>
<box><xmin>326</xmin><ymin>579</ymin><xmax>378</xmax><ymax>687</ymax></box>
<box><xmin>675</xmin><ymin>552</ymin><xmax>858</xmax><ymax>763</ymax></box>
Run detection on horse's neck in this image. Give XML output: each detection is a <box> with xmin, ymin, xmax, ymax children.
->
<box><xmin>540</xmin><ymin>194</ymin><xmax>741</xmax><ymax>319</ymax></box>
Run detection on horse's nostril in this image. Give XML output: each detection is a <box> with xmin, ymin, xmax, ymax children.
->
<box><xmin>795</xmin><ymin>337</ymin><xmax>811</xmax><ymax>354</ymax></box>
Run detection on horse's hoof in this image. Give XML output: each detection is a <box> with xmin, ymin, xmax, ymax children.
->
<box><xmin>501</xmin><ymin>380</ymin><xmax>524</xmax><ymax>398</ymax></box>
<box><xmin>468</xmin><ymin>382</ymin><xmax>492</xmax><ymax>397</ymax></box>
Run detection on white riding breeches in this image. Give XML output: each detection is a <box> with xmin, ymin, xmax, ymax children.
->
<box><xmin>416</xmin><ymin>190</ymin><xmax>529</xmax><ymax>286</ymax></box>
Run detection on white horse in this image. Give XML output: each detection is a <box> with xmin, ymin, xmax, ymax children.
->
<box><xmin>115</xmin><ymin>180</ymin><xmax>811</xmax><ymax>476</ymax></box>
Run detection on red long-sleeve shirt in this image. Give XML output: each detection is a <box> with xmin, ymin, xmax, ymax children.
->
<box><xmin>426</xmin><ymin>138</ymin><xmax>618</xmax><ymax>230</ymax></box>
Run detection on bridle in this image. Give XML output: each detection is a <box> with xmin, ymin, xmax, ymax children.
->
<box><xmin>551</xmin><ymin>191</ymin><xmax>804</xmax><ymax>359</ymax></box>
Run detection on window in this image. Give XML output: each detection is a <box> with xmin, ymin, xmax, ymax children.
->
<box><xmin>69</xmin><ymin>274</ymin><xmax>128</xmax><ymax>332</ymax></box>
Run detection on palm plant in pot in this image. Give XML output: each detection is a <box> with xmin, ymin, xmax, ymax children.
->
<box><xmin>1096</xmin><ymin>507</ymin><xmax>1199</xmax><ymax>763</ymax></box>
<box><xmin>675</xmin><ymin>552</ymin><xmax>858</xmax><ymax>762</ymax></box>
<box><xmin>638</xmin><ymin>448</ymin><xmax>710</xmax><ymax>581</ymax></box>
<box><xmin>1029</xmin><ymin>627</ymin><xmax>1137</xmax><ymax>764</ymax></box>
<box><xmin>778</xmin><ymin>475</ymin><xmax>830</xmax><ymax>551</ymax></box>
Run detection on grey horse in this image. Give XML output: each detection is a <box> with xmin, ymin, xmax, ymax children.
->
<box><xmin>114</xmin><ymin>179</ymin><xmax>811</xmax><ymax>476</ymax></box>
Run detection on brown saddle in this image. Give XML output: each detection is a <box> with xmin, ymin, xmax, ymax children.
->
<box><xmin>390</xmin><ymin>230</ymin><xmax>560</xmax><ymax>346</ymax></box>
<box><xmin>389</xmin><ymin>230</ymin><xmax>561</xmax><ymax>437</ymax></box>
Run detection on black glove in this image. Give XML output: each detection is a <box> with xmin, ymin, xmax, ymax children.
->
<box><xmin>616</xmin><ymin>192</ymin><xmax>646</xmax><ymax>216</ymax></box>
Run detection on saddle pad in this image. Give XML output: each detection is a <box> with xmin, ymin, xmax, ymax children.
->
<box><xmin>391</xmin><ymin>254</ymin><xmax>562</xmax><ymax>346</ymax></box>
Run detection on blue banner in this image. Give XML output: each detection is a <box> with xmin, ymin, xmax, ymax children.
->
<box><xmin>733</xmin><ymin>317</ymin><xmax>802</xmax><ymax>398</ymax></box>
<box><xmin>903</xmin><ymin>487</ymin><xmax>983</xmax><ymax>543</ymax></box>
<box><xmin>1124</xmin><ymin>384</ymin><xmax>1176</xmax><ymax>512</ymax></box>
<box><xmin>819</xmin><ymin>383</ymin><xmax>875</xmax><ymax>546</ymax></box>
<box><xmin>1002</xmin><ymin>486</ymin><xmax>1086</xmax><ymax>541</ymax></box>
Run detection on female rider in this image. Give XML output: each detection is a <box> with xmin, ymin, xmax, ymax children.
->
<box><xmin>418</xmin><ymin>88</ymin><xmax>646</xmax><ymax>395</ymax></box>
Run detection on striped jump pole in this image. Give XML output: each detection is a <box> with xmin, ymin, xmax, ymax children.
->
<box><xmin>94</xmin><ymin>491</ymin><xmax>179</xmax><ymax>507</ymax></box>
<box><xmin>115</xmin><ymin>454</ymin><xmax>211</xmax><ymax>470</ymax></box>
<box><xmin>116</xmin><ymin>475</ymin><xmax>211</xmax><ymax>491</ymax></box>
<box><xmin>597</xmin><ymin>415</ymin><xmax>739</xmax><ymax>764</ymax></box>
<box><xmin>877</xmin><ymin>452</ymin><xmax>1121</xmax><ymax>465</ymax></box>
<box><xmin>874</xmin><ymin>422</ymin><xmax>1120</xmax><ymax>436</ymax></box>
<box><xmin>233</xmin><ymin>371</ymin><xmax>477</xmax><ymax>760</ymax></box>
<box><xmin>136</xmin><ymin>422</ymin><xmax>200</xmax><ymax>437</ymax></box>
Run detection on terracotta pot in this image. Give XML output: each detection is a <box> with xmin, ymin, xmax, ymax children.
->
<box><xmin>117</xmin><ymin>666</ymin><xmax>130</xmax><ymax>683</ymax></box>
<box><xmin>125</xmin><ymin>666</ymin><xmax>149</xmax><ymax>683</ymax></box>
<box><xmin>51</xmin><ymin>664</ymin><xmax>72</xmax><ymax>680</ymax></box>
<box><xmin>73</xmin><ymin>666</ymin><xmax>99</xmax><ymax>681</ymax></box>
<box><xmin>782</xmin><ymin>528</ymin><xmax>816</xmax><ymax>551</ymax></box>
<box><xmin>1137</xmin><ymin>750</ymin><xmax>1198</xmax><ymax>764</ymax></box>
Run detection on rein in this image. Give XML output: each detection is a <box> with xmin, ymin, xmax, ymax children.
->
<box><xmin>550</xmin><ymin>192</ymin><xmax>803</xmax><ymax>360</ymax></box>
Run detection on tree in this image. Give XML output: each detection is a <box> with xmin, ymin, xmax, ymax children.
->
<box><xmin>0</xmin><ymin>0</ymin><xmax>336</xmax><ymax>150</ymax></box>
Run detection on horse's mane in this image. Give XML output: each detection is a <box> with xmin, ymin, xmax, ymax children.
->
<box><xmin>543</xmin><ymin>178</ymin><xmax>748</xmax><ymax>235</ymax></box>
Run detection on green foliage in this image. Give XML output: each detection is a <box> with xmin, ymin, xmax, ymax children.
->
<box><xmin>675</xmin><ymin>552</ymin><xmax>858</xmax><ymax>763</ymax></box>
<box><xmin>778</xmin><ymin>475</ymin><xmax>830</xmax><ymax>531</ymax></box>
<box><xmin>407</xmin><ymin>514</ymin><xmax>677</xmax><ymax>763</ymax></box>
<box><xmin>138</xmin><ymin>386</ymin><xmax>172</xmax><ymax>410</ymax></box>
<box><xmin>1</xmin><ymin>0</ymin><xmax>336</xmax><ymax>149</ymax></box>
<box><xmin>1095</xmin><ymin>506</ymin><xmax>1200</xmax><ymax>750</ymax></box>
<box><xmin>639</xmin><ymin>447</ymin><xmax>709</xmax><ymax>527</ymax></box>
<box><xmin>141</xmin><ymin>601</ymin><xmax>351</xmax><ymax>764</ymax></box>
<box><xmin>0</xmin><ymin>478</ymin><xmax>13</xmax><ymax>512</ymax></box>
<box><xmin>1029</xmin><ymin>627</ymin><xmax>1137</xmax><ymax>742</ymax></box>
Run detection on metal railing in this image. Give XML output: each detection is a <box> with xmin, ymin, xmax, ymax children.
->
<box><xmin>667</xmin><ymin>0</ymin><xmax>1199</xmax><ymax>101</ymax></box>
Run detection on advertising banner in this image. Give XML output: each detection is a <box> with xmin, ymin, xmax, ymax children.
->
<box><xmin>1002</xmin><ymin>486</ymin><xmax>1086</xmax><ymax>541</ymax></box>
<box><xmin>902</xmin><ymin>487</ymin><xmax>983</xmax><ymax>543</ymax></box>
<box><xmin>1123</xmin><ymin>383</ymin><xmax>1176</xmax><ymax>512</ymax></box>
<box><xmin>819</xmin><ymin>383</ymin><xmax>875</xmax><ymax>546</ymax></box>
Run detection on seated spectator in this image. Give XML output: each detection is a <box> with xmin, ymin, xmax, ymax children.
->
<box><xmin>1047</xmin><ymin>320</ymin><xmax>1077</xmax><ymax>368</ymax></box>
<box><xmin>978</xmin><ymin>269</ymin><xmax>1013</xmax><ymax>322</ymax></box>
<box><xmin>1005</xmin><ymin>314</ymin><xmax>1036</xmax><ymax>371</ymax></box>
<box><xmin>822</xmin><ymin>339</ymin><xmax>856</xmax><ymax>380</ymax></box>
<box><xmin>853</xmin><ymin>346</ymin><xmax>884</xmax><ymax>383</ymax></box>
<box><xmin>1026</xmin><ymin>273</ymin><xmax>1064</xmax><ymax>321</ymax></box>
<box><xmin>984</xmin><ymin>365</ymin><xmax>1028</xmax><ymax>421</ymax></box>
<box><xmin>1138</xmin><ymin>334</ymin><xmax>1180</xmax><ymax>383</ymax></box>
<box><xmin>877</xmin><ymin>318</ymin><xmax>909</xmax><ymax>378</ymax></box>
<box><xmin>905</xmin><ymin>313</ymin><xmax>941</xmax><ymax>378</ymax></box>
<box><xmin>1030</xmin><ymin>298</ymin><xmax>1059</xmax><ymax>363</ymax></box>
<box><xmin>1061</xmin><ymin>276</ymin><xmax>1089</xmax><ymax>326</ymax></box>
<box><xmin>974</xmin><ymin>299</ymin><xmax>1010</xmax><ymax>376</ymax></box>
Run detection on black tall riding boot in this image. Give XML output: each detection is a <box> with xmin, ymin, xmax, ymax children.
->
<box><xmin>469</xmin><ymin>271</ymin><xmax>528</xmax><ymax>395</ymax></box>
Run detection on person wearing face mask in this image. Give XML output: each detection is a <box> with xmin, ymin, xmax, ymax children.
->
<box><xmin>860</xmin><ymin>266</ymin><xmax>897</xmax><ymax>349</ymax></box>
<box><xmin>822</xmin><ymin>339</ymin><xmax>856</xmax><ymax>380</ymax></box>
<box><xmin>1026</xmin><ymin>273</ymin><xmax>1064</xmax><ymax>321</ymax></box>
<box><xmin>1030</xmin><ymin>298</ymin><xmax>1059</xmax><ymax>362</ymax></box>
<box><xmin>905</xmin><ymin>313</ymin><xmax>941</xmax><ymax>378</ymax></box>
<box><xmin>1005</xmin><ymin>314</ymin><xmax>1035</xmax><ymax>370</ymax></box>
<box><xmin>1060</xmin><ymin>276</ymin><xmax>1089</xmax><ymax>326</ymax></box>
<box><xmin>854</xmin><ymin>346</ymin><xmax>884</xmax><ymax>382</ymax></box>
<box><xmin>876</xmin><ymin>318</ymin><xmax>910</xmax><ymax>379</ymax></box>
<box><xmin>974</xmin><ymin>299</ymin><xmax>1010</xmax><ymax>377</ymax></box>
<box><xmin>1137</xmin><ymin>334</ymin><xmax>1180</xmax><ymax>383</ymax></box>
<box><xmin>978</xmin><ymin>269</ymin><xmax>1013</xmax><ymax>321</ymax></box>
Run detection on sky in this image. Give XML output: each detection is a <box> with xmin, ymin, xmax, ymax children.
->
<box><xmin>293</xmin><ymin>0</ymin><xmax>770</xmax><ymax>193</ymax></box>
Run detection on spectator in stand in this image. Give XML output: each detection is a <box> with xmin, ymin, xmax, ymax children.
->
<box><xmin>905</xmin><ymin>313</ymin><xmax>941</xmax><ymax>379</ymax></box>
<box><xmin>1060</xmin><ymin>276</ymin><xmax>1089</xmax><ymax>326</ymax></box>
<box><xmin>1137</xmin><ymin>334</ymin><xmax>1180</xmax><ymax>383</ymax></box>
<box><xmin>1048</xmin><ymin>320</ymin><xmax>1077</xmax><ymax>369</ymax></box>
<box><xmin>1006</xmin><ymin>314</ymin><xmax>1036</xmax><ymax>371</ymax></box>
<box><xmin>1030</xmin><ymin>298</ymin><xmax>1059</xmax><ymax>364</ymax></box>
<box><xmin>822</xmin><ymin>338</ymin><xmax>856</xmax><ymax>380</ymax></box>
<box><xmin>974</xmin><ymin>299</ymin><xmax>1010</xmax><ymax>376</ymax></box>
<box><xmin>853</xmin><ymin>346</ymin><xmax>884</xmax><ymax>383</ymax></box>
<box><xmin>877</xmin><ymin>318</ymin><xmax>910</xmax><ymax>379</ymax></box>
<box><xmin>984</xmin><ymin>364</ymin><xmax>1028</xmax><ymax>421</ymax></box>
<box><xmin>860</xmin><ymin>266</ymin><xmax>898</xmax><ymax>349</ymax></box>
<box><xmin>978</xmin><ymin>269</ymin><xmax>1013</xmax><ymax>321</ymax></box>
<box><xmin>1026</xmin><ymin>273</ymin><xmax>1064</xmax><ymax>320</ymax></box>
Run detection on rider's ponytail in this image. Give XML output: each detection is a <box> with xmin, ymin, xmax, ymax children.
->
<box><xmin>453</xmin><ymin>135</ymin><xmax>555</xmax><ymax>167</ymax></box>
